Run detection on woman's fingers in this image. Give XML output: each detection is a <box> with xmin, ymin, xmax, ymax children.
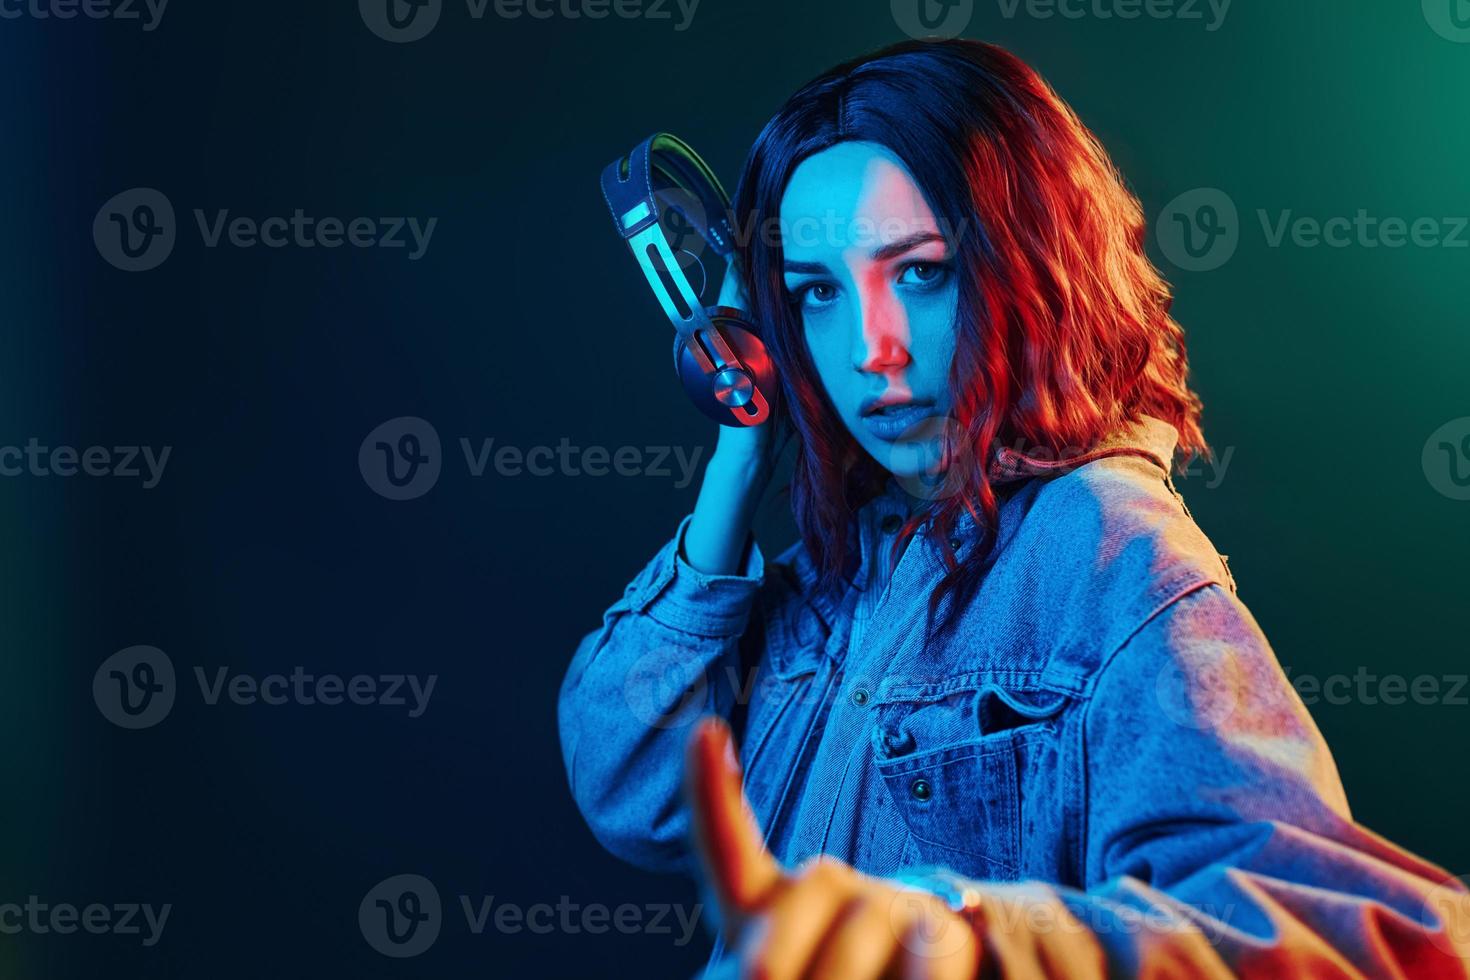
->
<box><xmin>738</xmin><ymin>858</ymin><xmax>866</xmax><ymax>980</ymax></box>
<box><xmin>893</xmin><ymin>916</ymin><xmax>987</xmax><ymax>980</ymax></box>
<box><xmin>684</xmin><ymin>716</ymin><xmax>987</xmax><ymax>979</ymax></box>
<box><xmin>805</xmin><ymin>885</ymin><xmax>913</xmax><ymax>980</ymax></box>
<box><xmin>685</xmin><ymin>716</ymin><xmax>784</xmax><ymax>937</ymax></box>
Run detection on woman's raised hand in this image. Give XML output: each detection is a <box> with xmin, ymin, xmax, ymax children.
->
<box><xmin>685</xmin><ymin>717</ymin><xmax>982</xmax><ymax>980</ymax></box>
<box><xmin>708</xmin><ymin>261</ymin><xmax>792</xmax><ymax>479</ymax></box>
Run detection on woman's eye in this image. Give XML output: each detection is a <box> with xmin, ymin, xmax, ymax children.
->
<box><xmin>898</xmin><ymin>261</ymin><xmax>950</xmax><ymax>287</ymax></box>
<box><xmin>791</xmin><ymin>282</ymin><xmax>837</xmax><ymax>309</ymax></box>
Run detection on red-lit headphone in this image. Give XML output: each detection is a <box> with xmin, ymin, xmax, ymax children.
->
<box><xmin>599</xmin><ymin>134</ymin><xmax>778</xmax><ymax>427</ymax></box>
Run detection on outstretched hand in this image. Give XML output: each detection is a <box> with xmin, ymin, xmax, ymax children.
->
<box><xmin>684</xmin><ymin>716</ymin><xmax>982</xmax><ymax>980</ymax></box>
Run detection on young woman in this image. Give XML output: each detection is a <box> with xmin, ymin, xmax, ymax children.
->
<box><xmin>559</xmin><ymin>38</ymin><xmax>1470</xmax><ymax>978</ymax></box>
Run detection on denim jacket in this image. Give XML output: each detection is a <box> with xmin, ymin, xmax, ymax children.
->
<box><xmin>557</xmin><ymin>415</ymin><xmax>1470</xmax><ymax>977</ymax></box>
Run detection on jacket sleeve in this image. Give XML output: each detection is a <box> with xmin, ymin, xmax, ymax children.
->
<box><xmin>557</xmin><ymin>512</ymin><xmax>767</xmax><ymax>874</ymax></box>
<box><xmin>910</xmin><ymin>583</ymin><xmax>1470</xmax><ymax>977</ymax></box>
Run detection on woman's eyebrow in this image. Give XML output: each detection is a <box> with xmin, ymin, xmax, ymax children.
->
<box><xmin>783</xmin><ymin>259</ymin><xmax>829</xmax><ymax>275</ymax></box>
<box><xmin>783</xmin><ymin>231</ymin><xmax>946</xmax><ymax>275</ymax></box>
<box><xmin>871</xmin><ymin>231</ymin><xmax>945</xmax><ymax>261</ymax></box>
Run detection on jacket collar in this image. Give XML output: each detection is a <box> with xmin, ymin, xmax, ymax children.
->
<box><xmin>784</xmin><ymin>415</ymin><xmax>1181</xmax><ymax>645</ymax></box>
<box><xmin>987</xmin><ymin>413</ymin><xmax>1179</xmax><ymax>486</ymax></box>
<box><xmin>841</xmin><ymin>413</ymin><xmax>1181</xmax><ymax>597</ymax></box>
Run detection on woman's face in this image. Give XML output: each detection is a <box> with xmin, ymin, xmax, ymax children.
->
<box><xmin>779</xmin><ymin>141</ymin><xmax>959</xmax><ymax>484</ymax></box>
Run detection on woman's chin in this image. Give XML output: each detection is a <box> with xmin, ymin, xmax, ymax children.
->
<box><xmin>867</xmin><ymin>433</ymin><xmax>946</xmax><ymax>478</ymax></box>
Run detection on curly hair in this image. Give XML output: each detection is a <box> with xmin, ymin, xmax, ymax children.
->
<box><xmin>730</xmin><ymin>38</ymin><xmax>1207</xmax><ymax>643</ymax></box>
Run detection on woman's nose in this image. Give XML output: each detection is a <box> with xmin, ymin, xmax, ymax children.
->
<box><xmin>851</xmin><ymin>295</ymin><xmax>911</xmax><ymax>373</ymax></box>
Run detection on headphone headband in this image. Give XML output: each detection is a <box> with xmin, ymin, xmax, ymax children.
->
<box><xmin>599</xmin><ymin>133</ymin><xmax>775</xmax><ymax>427</ymax></box>
<box><xmin>600</xmin><ymin>133</ymin><xmax>736</xmax><ymax>257</ymax></box>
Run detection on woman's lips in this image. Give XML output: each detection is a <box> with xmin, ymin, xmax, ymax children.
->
<box><xmin>861</xmin><ymin>402</ymin><xmax>938</xmax><ymax>441</ymax></box>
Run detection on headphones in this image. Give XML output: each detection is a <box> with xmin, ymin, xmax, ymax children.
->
<box><xmin>599</xmin><ymin>133</ymin><xmax>779</xmax><ymax>427</ymax></box>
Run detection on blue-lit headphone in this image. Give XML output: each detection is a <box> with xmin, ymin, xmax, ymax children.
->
<box><xmin>600</xmin><ymin>133</ymin><xmax>778</xmax><ymax>427</ymax></box>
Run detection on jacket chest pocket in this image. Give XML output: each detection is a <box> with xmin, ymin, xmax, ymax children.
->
<box><xmin>869</xmin><ymin>682</ymin><xmax>1068</xmax><ymax>881</ymax></box>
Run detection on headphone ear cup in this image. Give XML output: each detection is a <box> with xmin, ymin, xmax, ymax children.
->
<box><xmin>673</xmin><ymin>309</ymin><xmax>779</xmax><ymax>427</ymax></box>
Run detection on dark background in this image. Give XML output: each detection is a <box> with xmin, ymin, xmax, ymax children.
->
<box><xmin>2</xmin><ymin>1</ymin><xmax>1467</xmax><ymax>976</ymax></box>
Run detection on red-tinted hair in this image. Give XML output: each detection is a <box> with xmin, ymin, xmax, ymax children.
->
<box><xmin>731</xmin><ymin>38</ymin><xmax>1207</xmax><ymax>642</ymax></box>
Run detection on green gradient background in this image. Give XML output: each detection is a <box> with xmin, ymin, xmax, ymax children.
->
<box><xmin>0</xmin><ymin>0</ymin><xmax>1465</xmax><ymax>975</ymax></box>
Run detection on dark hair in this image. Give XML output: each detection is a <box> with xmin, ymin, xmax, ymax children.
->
<box><xmin>730</xmin><ymin>38</ymin><xmax>1207</xmax><ymax>643</ymax></box>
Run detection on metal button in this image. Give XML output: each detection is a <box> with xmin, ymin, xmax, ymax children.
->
<box><xmin>850</xmin><ymin>687</ymin><xmax>870</xmax><ymax>706</ymax></box>
<box><xmin>948</xmin><ymin>536</ymin><xmax>962</xmax><ymax>551</ymax></box>
<box><xmin>910</xmin><ymin>778</ymin><xmax>933</xmax><ymax>801</ymax></box>
<box><xmin>880</xmin><ymin>514</ymin><xmax>902</xmax><ymax>534</ymax></box>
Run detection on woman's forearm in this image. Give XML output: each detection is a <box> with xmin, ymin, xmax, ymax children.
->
<box><xmin>682</xmin><ymin>451</ymin><xmax>773</xmax><ymax>577</ymax></box>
